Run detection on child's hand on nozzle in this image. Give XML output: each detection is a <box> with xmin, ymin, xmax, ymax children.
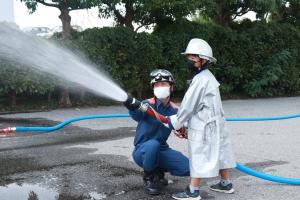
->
<box><xmin>174</xmin><ymin>127</ymin><xmax>188</xmax><ymax>139</ymax></box>
<box><xmin>123</xmin><ymin>94</ymin><xmax>142</xmax><ymax>111</ymax></box>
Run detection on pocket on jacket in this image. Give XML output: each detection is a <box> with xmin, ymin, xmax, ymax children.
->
<box><xmin>190</xmin><ymin>120</ymin><xmax>216</xmax><ymax>143</ymax></box>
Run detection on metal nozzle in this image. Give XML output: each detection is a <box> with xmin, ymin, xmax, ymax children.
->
<box><xmin>139</xmin><ymin>102</ymin><xmax>149</xmax><ymax>112</ymax></box>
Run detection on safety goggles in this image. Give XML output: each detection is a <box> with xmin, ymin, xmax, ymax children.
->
<box><xmin>150</xmin><ymin>69</ymin><xmax>172</xmax><ymax>80</ymax></box>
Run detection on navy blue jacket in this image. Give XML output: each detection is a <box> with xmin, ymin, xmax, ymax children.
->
<box><xmin>129</xmin><ymin>97</ymin><xmax>178</xmax><ymax>148</ymax></box>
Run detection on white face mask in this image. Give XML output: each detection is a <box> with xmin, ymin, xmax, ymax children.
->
<box><xmin>154</xmin><ymin>86</ymin><xmax>170</xmax><ymax>99</ymax></box>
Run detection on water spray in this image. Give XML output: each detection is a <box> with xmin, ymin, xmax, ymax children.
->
<box><xmin>0</xmin><ymin>23</ymin><xmax>127</xmax><ymax>102</ymax></box>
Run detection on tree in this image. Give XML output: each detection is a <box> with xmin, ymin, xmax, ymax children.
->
<box><xmin>271</xmin><ymin>0</ymin><xmax>300</xmax><ymax>27</ymax></box>
<box><xmin>197</xmin><ymin>0</ymin><xmax>278</xmax><ymax>27</ymax></box>
<box><xmin>97</xmin><ymin>0</ymin><xmax>201</xmax><ymax>31</ymax></box>
<box><xmin>20</xmin><ymin>0</ymin><xmax>97</xmax><ymax>106</ymax></box>
<box><xmin>20</xmin><ymin>0</ymin><xmax>97</xmax><ymax>38</ymax></box>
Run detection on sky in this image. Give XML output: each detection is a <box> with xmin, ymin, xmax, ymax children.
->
<box><xmin>7</xmin><ymin>0</ymin><xmax>256</xmax><ymax>30</ymax></box>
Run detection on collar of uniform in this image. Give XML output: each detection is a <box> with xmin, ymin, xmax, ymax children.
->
<box><xmin>195</xmin><ymin>63</ymin><xmax>208</xmax><ymax>75</ymax></box>
<box><xmin>154</xmin><ymin>97</ymin><xmax>170</xmax><ymax>108</ymax></box>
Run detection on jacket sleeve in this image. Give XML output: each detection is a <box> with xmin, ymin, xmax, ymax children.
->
<box><xmin>168</xmin><ymin>77</ymin><xmax>207</xmax><ymax>130</ymax></box>
<box><xmin>129</xmin><ymin>100</ymin><xmax>147</xmax><ymax>122</ymax></box>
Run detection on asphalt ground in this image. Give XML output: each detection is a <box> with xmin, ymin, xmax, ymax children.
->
<box><xmin>0</xmin><ymin>96</ymin><xmax>299</xmax><ymax>200</ymax></box>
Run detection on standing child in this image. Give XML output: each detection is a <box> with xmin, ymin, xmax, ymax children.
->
<box><xmin>168</xmin><ymin>38</ymin><xmax>236</xmax><ymax>200</ymax></box>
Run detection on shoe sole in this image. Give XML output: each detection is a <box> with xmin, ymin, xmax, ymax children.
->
<box><xmin>145</xmin><ymin>190</ymin><xmax>160</xmax><ymax>195</ymax></box>
<box><xmin>172</xmin><ymin>195</ymin><xmax>201</xmax><ymax>200</ymax></box>
<box><xmin>209</xmin><ymin>187</ymin><xmax>235</xmax><ymax>194</ymax></box>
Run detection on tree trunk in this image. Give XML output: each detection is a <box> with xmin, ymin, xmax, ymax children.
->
<box><xmin>47</xmin><ymin>92</ymin><xmax>52</xmax><ymax>103</ymax></box>
<box><xmin>220</xmin><ymin>16</ymin><xmax>230</xmax><ymax>27</ymax></box>
<box><xmin>59</xmin><ymin>87</ymin><xmax>72</xmax><ymax>107</ymax></box>
<box><xmin>217</xmin><ymin>11</ymin><xmax>230</xmax><ymax>27</ymax></box>
<box><xmin>124</xmin><ymin>17</ymin><xmax>134</xmax><ymax>31</ymax></box>
<box><xmin>124</xmin><ymin>0</ymin><xmax>134</xmax><ymax>31</ymax></box>
<box><xmin>216</xmin><ymin>3</ymin><xmax>231</xmax><ymax>27</ymax></box>
<box><xmin>58</xmin><ymin>7</ymin><xmax>72</xmax><ymax>107</ymax></box>
<box><xmin>8</xmin><ymin>90</ymin><xmax>16</xmax><ymax>107</ymax></box>
<box><xmin>79</xmin><ymin>89</ymin><xmax>86</xmax><ymax>103</ymax></box>
<box><xmin>59</xmin><ymin>8</ymin><xmax>71</xmax><ymax>39</ymax></box>
<box><xmin>113</xmin><ymin>1</ymin><xmax>135</xmax><ymax>31</ymax></box>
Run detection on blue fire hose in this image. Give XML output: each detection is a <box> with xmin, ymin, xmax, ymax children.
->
<box><xmin>15</xmin><ymin>114</ymin><xmax>130</xmax><ymax>132</ymax></box>
<box><xmin>8</xmin><ymin>113</ymin><xmax>300</xmax><ymax>185</ymax></box>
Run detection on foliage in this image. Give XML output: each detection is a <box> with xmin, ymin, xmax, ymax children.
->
<box><xmin>271</xmin><ymin>0</ymin><xmax>300</xmax><ymax>28</ymax></box>
<box><xmin>0</xmin><ymin>60</ymin><xmax>56</xmax><ymax>95</ymax></box>
<box><xmin>19</xmin><ymin>0</ymin><xmax>97</xmax><ymax>13</ymax></box>
<box><xmin>196</xmin><ymin>0</ymin><xmax>278</xmax><ymax>26</ymax></box>
<box><xmin>97</xmin><ymin>0</ymin><xmax>201</xmax><ymax>31</ymax></box>
<box><xmin>75</xmin><ymin>27</ymin><xmax>163</xmax><ymax>98</ymax></box>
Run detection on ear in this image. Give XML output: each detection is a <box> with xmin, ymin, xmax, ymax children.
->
<box><xmin>200</xmin><ymin>58</ymin><xmax>208</xmax><ymax>65</ymax></box>
<box><xmin>170</xmin><ymin>85</ymin><xmax>174</xmax><ymax>92</ymax></box>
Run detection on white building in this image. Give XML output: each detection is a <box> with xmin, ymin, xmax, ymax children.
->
<box><xmin>0</xmin><ymin>0</ymin><xmax>15</xmax><ymax>22</ymax></box>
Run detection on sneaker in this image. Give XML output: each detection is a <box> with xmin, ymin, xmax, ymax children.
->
<box><xmin>143</xmin><ymin>171</ymin><xmax>160</xmax><ymax>195</ymax></box>
<box><xmin>156</xmin><ymin>170</ymin><xmax>168</xmax><ymax>187</ymax></box>
<box><xmin>209</xmin><ymin>182</ymin><xmax>234</xmax><ymax>194</ymax></box>
<box><xmin>159</xmin><ymin>177</ymin><xmax>168</xmax><ymax>187</ymax></box>
<box><xmin>144</xmin><ymin>178</ymin><xmax>159</xmax><ymax>195</ymax></box>
<box><xmin>172</xmin><ymin>186</ymin><xmax>201</xmax><ymax>200</ymax></box>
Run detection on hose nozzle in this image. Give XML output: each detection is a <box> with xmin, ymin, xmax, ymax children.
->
<box><xmin>0</xmin><ymin>127</ymin><xmax>15</xmax><ymax>137</ymax></box>
<box><xmin>123</xmin><ymin>94</ymin><xmax>167</xmax><ymax>123</ymax></box>
<box><xmin>123</xmin><ymin>94</ymin><xmax>144</xmax><ymax>111</ymax></box>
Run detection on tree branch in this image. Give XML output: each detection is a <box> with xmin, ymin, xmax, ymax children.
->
<box><xmin>134</xmin><ymin>18</ymin><xmax>154</xmax><ymax>32</ymax></box>
<box><xmin>66</xmin><ymin>1</ymin><xmax>96</xmax><ymax>11</ymax></box>
<box><xmin>36</xmin><ymin>0</ymin><xmax>59</xmax><ymax>8</ymax></box>
<box><xmin>68</xmin><ymin>7</ymin><xmax>90</xmax><ymax>12</ymax></box>
<box><xmin>113</xmin><ymin>5</ymin><xmax>125</xmax><ymax>24</ymax></box>
<box><xmin>232</xmin><ymin>8</ymin><xmax>250</xmax><ymax>20</ymax></box>
<box><xmin>134</xmin><ymin>24</ymin><xmax>144</xmax><ymax>33</ymax></box>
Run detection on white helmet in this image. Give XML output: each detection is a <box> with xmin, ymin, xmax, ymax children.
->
<box><xmin>182</xmin><ymin>38</ymin><xmax>217</xmax><ymax>63</ymax></box>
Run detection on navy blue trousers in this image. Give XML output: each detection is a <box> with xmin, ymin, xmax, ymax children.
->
<box><xmin>132</xmin><ymin>139</ymin><xmax>190</xmax><ymax>176</ymax></box>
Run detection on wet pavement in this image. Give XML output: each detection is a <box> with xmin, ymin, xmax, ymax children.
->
<box><xmin>0</xmin><ymin>96</ymin><xmax>300</xmax><ymax>200</ymax></box>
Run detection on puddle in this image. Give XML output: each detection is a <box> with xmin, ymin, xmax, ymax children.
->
<box><xmin>0</xmin><ymin>183</ymin><xmax>58</xmax><ymax>200</ymax></box>
<box><xmin>0</xmin><ymin>183</ymin><xmax>107</xmax><ymax>200</ymax></box>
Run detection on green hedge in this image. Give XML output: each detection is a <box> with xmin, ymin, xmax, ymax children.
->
<box><xmin>0</xmin><ymin>61</ymin><xmax>55</xmax><ymax>95</ymax></box>
<box><xmin>154</xmin><ymin>20</ymin><xmax>300</xmax><ymax>97</ymax></box>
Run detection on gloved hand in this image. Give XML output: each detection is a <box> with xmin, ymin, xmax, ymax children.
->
<box><xmin>123</xmin><ymin>94</ymin><xmax>142</xmax><ymax>111</ymax></box>
<box><xmin>173</xmin><ymin>126</ymin><xmax>188</xmax><ymax>139</ymax></box>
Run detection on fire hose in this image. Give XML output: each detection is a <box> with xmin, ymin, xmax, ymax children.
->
<box><xmin>1</xmin><ymin>98</ymin><xmax>300</xmax><ymax>185</ymax></box>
